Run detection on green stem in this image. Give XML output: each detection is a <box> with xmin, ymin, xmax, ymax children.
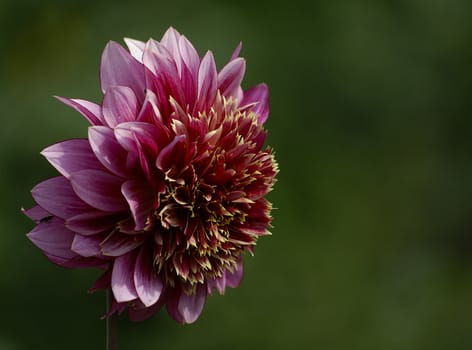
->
<box><xmin>106</xmin><ymin>289</ymin><xmax>119</xmax><ymax>350</ymax></box>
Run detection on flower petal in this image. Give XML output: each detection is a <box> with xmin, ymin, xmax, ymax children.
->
<box><xmin>55</xmin><ymin>96</ymin><xmax>104</xmax><ymax>125</ymax></box>
<box><xmin>124</xmin><ymin>38</ymin><xmax>145</xmax><ymax>63</ymax></box>
<box><xmin>178</xmin><ymin>284</ymin><xmax>207</xmax><ymax>324</ymax></box>
<box><xmin>102</xmin><ymin>86</ymin><xmax>139</xmax><ymax>128</ymax></box>
<box><xmin>197</xmin><ymin>51</ymin><xmax>217</xmax><ymax>112</ymax></box>
<box><xmin>32</xmin><ymin>176</ymin><xmax>92</xmax><ymax>219</ymax></box>
<box><xmin>41</xmin><ymin>139</ymin><xmax>103</xmax><ymax>178</ymax></box>
<box><xmin>71</xmin><ymin>234</ymin><xmax>103</xmax><ymax>257</ymax></box>
<box><xmin>100</xmin><ymin>41</ymin><xmax>145</xmax><ymax>102</ymax></box>
<box><xmin>27</xmin><ymin>218</ymin><xmax>76</xmax><ymax>262</ymax></box>
<box><xmin>88</xmin><ymin>126</ymin><xmax>130</xmax><ymax>177</ymax></box>
<box><xmin>218</xmin><ymin>57</ymin><xmax>246</xmax><ymax>99</ymax></box>
<box><xmin>134</xmin><ymin>245</ymin><xmax>163</xmax><ymax>307</ymax></box>
<box><xmin>101</xmin><ymin>232</ymin><xmax>146</xmax><ymax>256</ymax></box>
<box><xmin>70</xmin><ymin>169</ymin><xmax>128</xmax><ymax>212</ymax></box>
<box><xmin>121</xmin><ymin>180</ymin><xmax>156</xmax><ymax>231</ymax></box>
<box><xmin>241</xmin><ymin>83</ymin><xmax>269</xmax><ymax>123</ymax></box>
<box><xmin>111</xmin><ymin>252</ymin><xmax>139</xmax><ymax>302</ymax></box>
<box><xmin>22</xmin><ymin>205</ymin><xmax>50</xmax><ymax>222</ymax></box>
<box><xmin>225</xmin><ymin>261</ymin><xmax>244</xmax><ymax>288</ymax></box>
<box><xmin>66</xmin><ymin>210</ymin><xmax>120</xmax><ymax>235</ymax></box>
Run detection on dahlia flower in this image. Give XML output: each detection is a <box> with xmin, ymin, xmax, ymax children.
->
<box><xmin>25</xmin><ymin>27</ymin><xmax>278</xmax><ymax>324</ymax></box>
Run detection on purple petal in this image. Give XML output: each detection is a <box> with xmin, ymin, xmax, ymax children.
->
<box><xmin>102</xmin><ymin>86</ymin><xmax>139</xmax><ymax>128</ymax></box>
<box><xmin>121</xmin><ymin>180</ymin><xmax>156</xmax><ymax>231</ymax></box>
<box><xmin>160</xmin><ymin>27</ymin><xmax>183</xmax><ymax>74</ymax></box>
<box><xmin>178</xmin><ymin>284</ymin><xmax>207</xmax><ymax>324</ymax></box>
<box><xmin>89</xmin><ymin>269</ymin><xmax>112</xmax><ymax>293</ymax></box>
<box><xmin>32</xmin><ymin>176</ymin><xmax>92</xmax><ymax>219</ymax></box>
<box><xmin>134</xmin><ymin>245</ymin><xmax>163</xmax><ymax>307</ymax></box>
<box><xmin>27</xmin><ymin>218</ymin><xmax>76</xmax><ymax>262</ymax></box>
<box><xmin>197</xmin><ymin>51</ymin><xmax>217</xmax><ymax>112</ymax></box>
<box><xmin>22</xmin><ymin>205</ymin><xmax>50</xmax><ymax>222</ymax></box>
<box><xmin>218</xmin><ymin>57</ymin><xmax>246</xmax><ymax>99</ymax></box>
<box><xmin>41</xmin><ymin>139</ymin><xmax>103</xmax><ymax>179</ymax></box>
<box><xmin>70</xmin><ymin>169</ymin><xmax>128</xmax><ymax>212</ymax></box>
<box><xmin>55</xmin><ymin>96</ymin><xmax>104</xmax><ymax>125</ymax></box>
<box><xmin>129</xmin><ymin>299</ymin><xmax>163</xmax><ymax>322</ymax></box>
<box><xmin>101</xmin><ymin>232</ymin><xmax>146</xmax><ymax>256</ymax></box>
<box><xmin>66</xmin><ymin>210</ymin><xmax>119</xmax><ymax>235</ymax></box>
<box><xmin>155</xmin><ymin>135</ymin><xmax>186</xmax><ymax>173</ymax></box>
<box><xmin>225</xmin><ymin>261</ymin><xmax>244</xmax><ymax>288</ymax></box>
<box><xmin>88</xmin><ymin>126</ymin><xmax>130</xmax><ymax>177</ymax></box>
<box><xmin>179</xmin><ymin>35</ymin><xmax>200</xmax><ymax>78</ymax></box>
<box><xmin>111</xmin><ymin>252</ymin><xmax>139</xmax><ymax>302</ymax></box>
<box><xmin>124</xmin><ymin>38</ymin><xmax>145</xmax><ymax>63</ymax></box>
<box><xmin>241</xmin><ymin>83</ymin><xmax>269</xmax><ymax>123</ymax></box>
<box><xmin>71</xmin><ymin>234</ymin><xmax>103</xmax><ymax>257</ymax></box>
<box><xmin>100</xmin><ymin>41</ymin><xmax>145</xmax><ymax>102</ymax></box>
<box><xmin>230</xmin><ymin>42</ymin><xmax>242</xmax><ymax>61</ymax></box>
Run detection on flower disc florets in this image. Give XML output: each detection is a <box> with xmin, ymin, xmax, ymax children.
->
<box><xmin>24</xmin><ymin>27</ymin><xmax>277</xmax><ymax>324</ymax></box>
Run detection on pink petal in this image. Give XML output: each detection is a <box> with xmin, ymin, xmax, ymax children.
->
<box><xmin>134</xmin><ymin>245</ymin><xmax>163</xmax><ymax>307</ymax></box>
<box><xmin>71</xmin><ymin>234</ymin><xmax>103</xmax><ymax>257</ymax></box>
<box><xmin>101</xmin><ymin>232</ymin><xmax>146</xmax><ymax>256</ymax></box>
<box><xmin>160</xmin><ymin>27</ymin><xmax>183</xmax><ymax>74</ymax></box>
<box><xmin>124</xmin><ymin>38</ymin><xmax>146</xmax><ymax>63</ymax></box>
<box><xmin>100</xmin><ymin>41</ymin><xmax>145</xmax><ymax>102</ymax></box>
<box><xmin>41</xmin><ymin>139</ymin><xmax>103</xmax><ymax>179</ymax></box>
<box><xmin>177</xmin><ymin>285</ymin><xmax>207</xmax><ymax>324</ymax></box>
<box><xmin>27</xmin><ymin>218</ymin><xmax>76</xmax><ymax>261</ymax></box>
<box><xmin>230</xmin><ymin>42</ymin><xmax>242</xmax><ymax>61</ymax></box>
<box><xmin>88</xmin><ymin>126</ymin><xmax>130</xmax><ymax>177</ymax></box>
<box><xmin>179</xmin><ymin>35</ymin><xmax>200</xmax><ymax>78</ymax></box>
<box><xmin>197</xmin><ymin>51</ymin><xmax>217</xmax><ymax>112</ymax></box>
<box><xmin>225</xmin><ymin>261</ymin><xmax>244</xmax><ymax>288</ymax></box>
<box><xmin>70</xmin><ymin>169</ymin><xmax>128</xmax><ymax>212</ymax></box>
<box><xmin>55</xmin><ymin>96</ymin><xmax>104</xmax><ymax>125</ymax></box>
<box><xmin>241</xmin><ymin>83</ymin><xmax>269</xmax><ymax>123</ymax></box>
<box><xmin>155</xmin><ymin>134</ymin><xmax>186</xmax><ymax>173</ymax></box>
<box><xmin>121</xmin><ymin>180</ymin><xmax>156</xmax><ymax>231</ymax></box>
<box><xmin>32</xmin><ymin>176</ymin><xmax>92</xmax><ymax>219</ymax></box>
<box><xmin>22</xmin><ymin>205</ymin><xmax>50</xmax><ymax>222</ymax></box>
<box><xmin>102</xmin><ymin>86</ymin><xmax>139</xmax><ymax>128</ymax></box>
<box><xmin>218</xmin><ymin>57</ymin><xmax>246</xmax><ymax>99</ymax></box>
<box><xmin>111</xmin><ymin>252</ymin><xmax>139</xmax><ymax>302</ymax></box>
<box><xmin>66</xmin><ymin>210</ymin><xmax>119</xmax><ymax>235</ymax></box>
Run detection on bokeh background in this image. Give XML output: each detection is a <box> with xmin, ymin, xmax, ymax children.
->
<box><xmin>1</xmin><ymin>0</ymin><xmax>472</xmax><ymax>349</ymax></box>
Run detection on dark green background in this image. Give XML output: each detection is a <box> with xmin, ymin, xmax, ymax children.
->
<box><xmin>2</xmin><ymin>0</ymin><xmax>472</xmax><ymax>349</ymax></box>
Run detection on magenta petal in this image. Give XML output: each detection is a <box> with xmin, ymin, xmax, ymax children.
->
<box><xmin>22</xmin><ymin>205</ymin><xmax>50</xmax><ymax>222</ymax></box>
<box><xmin>121</xmin><ymin>180</ymin><xmax>155</xmax><ymax>231</ymax></box>
<box><xmin>71</xmin><ymin>234</ymin><xmax>103</xmax><ymax>257</ymax></box>
<box><xmin>111</xmin><ymin>252</ymin><xmax>139</xmax><ymax>302</ymax></box>
<box><xmin>101</xmin><ymin>232</ymin><xmax>146</xmax><ymax>256</ymax></box>
<box><xmin>155</xmin><ymin>134</ymin><xmax>186</xmax><ymax>172</ymax></box>
<box><xmin>197</xmin><ymin>51</ymin><xmax>217</xmax><ymax>111</ymax></box>
<box><xmin>230</xmin><ymin>42</ymin><xmax>243</xmax><ymax>60</ymax></box>
<box><xmin>55</xmin><ymin>96</ymin><xmax>104</xmax><ymax>125</ymax></box>
<box><xmin>88</xmin><ymin>126</ymin><xmax>130</xmax><ymax>177</ymax></box>
<box><xmin>100</xmin><ymin>41</ymin><xmax>145</xmax><ymax>102</ymax></box>
<box><xmin>32</xmin><ymin>176</ymin><xmax>92</xmax><ymax>219</ymax></box>
<box><xmin>41</xmin><ymin>139</ymin><xmax>103</xmax><ymax>179</ymax></box>
<box><xmin>134</xmin><ymin>245</ymin><xmax>163</xmax><ymax>307</ymax></box>
<box><xmin>27</xmin><ymin>218</ymin><xmax>76</xmax><ymax>261</ymax></box>
<box><xmin>102</xmin><ymin>86</ymin><xmax>139</xmax><ymax>128</ymax></box>
<box><xmin>129</xmin><ymin>299</ymin><xmax>163</xmax><ymax>322</ymax></box>
<box><xmin>66</xmin><ymin>210</ymin><xmax>118</xmax><ymax>235</ymax></box>
<box><xmin>218</xmin><ymin>57</ymin><xmax>246</xmax><ymax>99</ymax></box>
<box><xmin>70</xmin><ymin>169</ymin><xmax>128</xmax><ymax>212</ymax></box>
<box><xmin>179</xmin><ymin>35</ymin><xmax>200</xmax><ymax>80</ymax></box>
<box><xmin>177</xmin><ymin>284</ymin><xmax>207</xmax><ymax>324</ymax></box>
<box><xmin>160</xmin><ymin>27</ymin><xmax>183</xmax><ymax>73</ymax></box>
<box><xmin>124</xmin><ymin>38</ymin><xmax>145</xmax><ymax>63</ymax></box>
<box><xmin>241</xmin><ymin>83</ymin><xmax>269</xmax><ymax>123</ymax></box>
<box><xmin>225</xmin><ymin>261</ymin><xmax>244</xmax><ymax>288</ymax></box>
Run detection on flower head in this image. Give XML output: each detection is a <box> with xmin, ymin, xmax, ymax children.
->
<box><xmin>25</xmin><ymin>27</ymin><xmax>278</xmax><ymax>324</ymax></box>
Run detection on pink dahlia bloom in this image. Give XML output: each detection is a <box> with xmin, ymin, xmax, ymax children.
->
<box><xmin>25</xmin><ymin>27</ymin><xmax>278</xmax><ymax>324</ymax></box>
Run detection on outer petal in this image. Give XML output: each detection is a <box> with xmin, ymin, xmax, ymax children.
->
<box><xmin>71</xmin><ymin>234</ymin><xmax>103</xmax><ymax>257</ymax></box>
<box><xmin>100</xmin><ymin>41</ymin><xmax>145</xmax><ymax>102</ymax></box>
<box><xmin>88</xmin><ymin>126</ymin><xmax>130</xmax><ymax>177</ymax></box>
<box><xmin>218</xmin><ymin>57</ymin><xmax>246</xmax><ymax>99</ymax></box>
<box><xmin>101</xmin><ymin>232</ymin><xmax>146</xmax><ymax>257</ymax></box>
<box><xmin>196</xmin><ymin>51</ymin><xmax>217</xmax><ymax>112</ymax></box>
<box><xmin>66</xmin><ymin>210</ymin><xmax>120</xmax><ymax>235</ymax></box>
<box><xmin>225</xmin><ymin>261</ymin><xmax>244</xmax><ymax>288</ymax></box>
<box><xmin>111</xmin><ymin>252</ymin><xmax>139</xmax><ymax>302</ymax></box>
<box><xmin>41</xmin><ymin>139</ymin><xmax>103</xmax><ymax>179</ymax></box>
<box><xmin>178</xmin><ymin>285</ymin><xmax>207</xmax><ymax>324</ymax></box>
<box><xmin>32</xmin><ymin>176</ymin><xmax>92</xmax><ymax>219</ymax></box>
<box><xmin>241</xmin><ymin>83</ymin><xmax>269</xmax><ymax>123</ymax></box>
<box><xmin>22</xmin><ymin>205</ymin><xmax>50</xmax><ymax>222</ymax></box>
<box><xmin>124</xmin><ymin>38</ymin><xmax>146</xmax><ymax>63</ymax></box>
<box><xmin>55</xmin><ymin>96</ymin><xmax>104</xmax><ymax>125</ymax></box>
<box><xmin>134</xmin><ymin>245</ymin><xmax>163</xmax><ymax>307</ymax></box>
<box><xmin>27</xmin><ymin>218</ymin><xmax>76</xmax><ymax>263</ymax></box>
<box><xmin>70</xmin><ymin>169</ymin><xmax>128</xmax><ymax>212</ymax></box>
<box><xmin>121</xmin><ymin>180</ymin><xmax>156</xmax><ymax>231</ymax></box>
<box><xmin>102</xmin><ymin>86</ymin><xmax>139</xmax><ymax>128</ymax></box>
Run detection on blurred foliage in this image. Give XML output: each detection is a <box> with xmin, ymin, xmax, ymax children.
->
<box><xmin>2</xmin><ymin>0</ymin><xmax>472</xmax><ymax>349</ymax></box>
